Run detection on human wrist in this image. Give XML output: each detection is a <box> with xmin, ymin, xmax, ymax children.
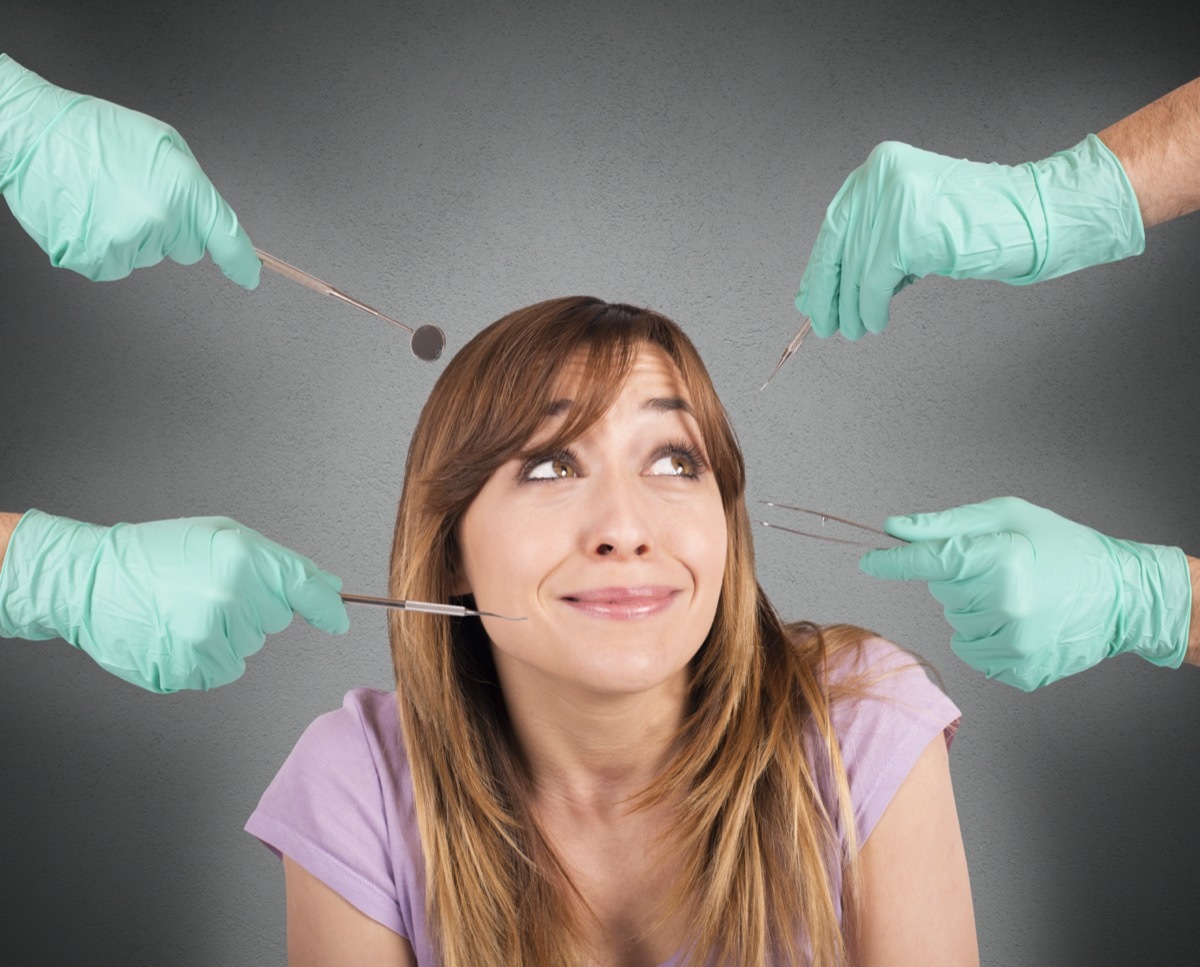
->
<box><xmin>1114</xmin><ymin>540</ymin><xmax>1191</xmax><ymax>669</ymax></box>
<box><xmin>0</xmin><ymin>511</ymin><xmax>21</xmax><ymax>568</ymax></box>
<box><xmin>1008</xmin><ymin>134</ymin><xmax>1145</xmax><ymax>286</ymax></box>
<box><xmin>1184</xmin><ymin>556</ymin><xmax>1200</xmax><ymax>667</ymax></box>
<box><xmin>0</xmin><ymin>509</ymin><xmax>106</xmax><ymax>643</ymax></box>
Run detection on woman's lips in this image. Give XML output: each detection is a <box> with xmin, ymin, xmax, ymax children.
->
<box><xmin>560</xmin><ymin>586</ymin><xmax>679</xmax><ymax>620</ymax></box>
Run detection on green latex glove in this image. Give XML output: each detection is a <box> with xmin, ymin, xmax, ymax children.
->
<box><xmin>0</xmin><ymin>510</ymin><xmax>349</xmax><ymax>693</ymax></box>
<box><xmin>859</xmin><ymin>497</ymin><xmax>1191</xmax><ymax>691</ymax></box>
<box><xmin>795</xmin><ymin>135</ymin><xmax>1144</xmax><ymax>339</ymax></box>
<box><xmin>0</xmin><ymin>53</ymin><xmax>260</xmax><ymax>286</ymax></box>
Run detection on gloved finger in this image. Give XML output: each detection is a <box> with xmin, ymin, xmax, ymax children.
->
<box><xmin>935</xmin><ymin>587</ymin><xmax>1009</xmax><ymax>639</ymax></box>
<box><xmin>947</xmin><ymin>630</ymin><xmax>1035</xmax><ymax>691</ymax></box>
<box><xmin>836</xmin><ymin>277</ymin><xmax>868</xmax><ymax>341</ymax></box>
<box><xmin>287</xmin><ymin>568</ymin><xmax>351</xmax><ymax>635</ymax></box>
<box><xmin>161</xmin><ymin>127</ymin><xmax>260</xmax><ymax>289</ymax></box>
<box><xmin>202</xmin><ymin>523</ymin><xmax>321</xmax><ymax>637</ymax></box>
<box><xmin>835</xmin><ymin>194</ymin><xmax>873</xmax><ymax>345</ymax></box>
<box><xmin>196</xmin><ymin>654</ymin><xmax>248</xmax><ymax>691</ymax></box>
<box><xmin>859</xmin><ymin>535</ymin><xmax>981</xmax><ymax>583</ymax></box>
<box><xmin>798</xmin><ymin>178</ymin><xmax>856</xmax><ymax>338</ymax></box>
<box><xmin>191</xmin><ymin>617</ymin><xmax>255</xmax><ymax>688</ymax></box>
<box><xmin>881</xmin><ymin>496</ymin><xmax>1028</xmax><ymax>542</ymax></box>
<box><xmin>207</xmin><ymin>218</ymin><xmax>261</xmax><ymax>290</ymax></box>
<box><xmin>188</xmin><ymin>179</ymin><xmax>260</xmax><ymax>289</ymax></box>
<box><xmin>248</xmin><ymin>580</ymin><xmax>299</xmax><ymax>637</ymax></box>
<box><xmin>950</xmin><ymin>628</ymin><xmax>1056</xmax><ymax>695</ymax></box>
<box><xmin>795</xmin><ymin>263</ymin><xmax>841</xmax><ymax>339</ymax></box>
<box><xmin>186</xmin><ymin>581</ymin><xmax>278</xmax><ymax>661</ymax></box>
<box><xmin>795</xmin><ymin>246</ymin><xmax>841</xmax><ymax>338</ymax></box>
<box><xmin>857</xmin><ymin>245</ymin><xmax>910</xmax><ymax>335</ymax></box>
<box><xmin>259</xmin><ymin>537</ymin><xmax>350</xmax><ymax>635</ymax></box>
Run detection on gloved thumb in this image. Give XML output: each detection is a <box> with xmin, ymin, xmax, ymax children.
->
<box><xmin>881</xmin><ymin>497</ymin><xmax>1017</xmax><ymax>543</ymax></box>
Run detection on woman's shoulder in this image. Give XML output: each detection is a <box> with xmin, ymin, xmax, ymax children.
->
<box><xmin>290</xmin><ymin>687</ymin><xmax>414</xmax><ymax>794</ymax></box>
<box><xmin>822</xmin><ymin>632</ymin><xmax>960</xmax><ymax>744</ymax></box>
<box><xmin>304</xmin><ymin>687</ymin><xmax>402</xmax><ymax>746</ymax></box>
<box><xmin>802</xmin><ymin>629</ymin><xmax>962</xmax><ymax>846</ymax></box>
<box><xmin>792</xmin><ymin>625</ymin><xmax>955</xmax><ymax>723</ymax></box>
<box><xmin>817</xmin><ymin>628</ymin><xmax>928</xmax><ymax>681</ymax></box>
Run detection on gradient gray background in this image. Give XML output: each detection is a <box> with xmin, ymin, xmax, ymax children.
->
<box><xmin>3</xmin><ymin>1</ymin><xmax>1199</xmax><ymax>963</ymax></box>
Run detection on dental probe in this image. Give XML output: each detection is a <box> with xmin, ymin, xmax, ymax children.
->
<box><xmin>340</xmin><ymin>592</ymin><xmax>525</xmax><ymax>621</ymax></box>
<box><xmin>255</xmin><ymin>248</ymin><xmax>446</xmax><ymax>361</ymax></box>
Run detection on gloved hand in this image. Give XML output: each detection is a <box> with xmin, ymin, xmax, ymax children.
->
<box><xmin>0</xmin><ymin>53</ymin><xmax>260</xmax><ymax>286</ymax></box>
<box><xmin>859</xmin><ymin>497</ymin><xmax>1192</xmax><ymax>691</ymax></box>
<box><xmin>0</xmin><ymin>510</ymin><xmax>349</xmax><ymax>692</ymax></box>
<box><xmin>795</xmin><ymin>135</ymin><xmax>1144</xmax><ymax>339</ymax></box>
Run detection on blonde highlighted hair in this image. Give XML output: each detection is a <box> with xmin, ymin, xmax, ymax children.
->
<box><xmin>389</xmin><ymin>297</ymin><xmax>877</xmax><ymax>964</ymax></box>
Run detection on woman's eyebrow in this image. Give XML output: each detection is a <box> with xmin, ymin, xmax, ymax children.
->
<box><xmin>542</xmin><ymin>396</ymin><xmax>693</xmax><ymax>416</ymax></box>
<box><xmin>642</xmin><ymin>396</ymin><xmax>693</xmax><ymax>415</ymax></box>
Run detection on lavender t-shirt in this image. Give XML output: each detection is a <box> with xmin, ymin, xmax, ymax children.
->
<box><xmin>246</xmin><ymin>638</ymin><xmax>960</xmax><ymax>964</ymax></box>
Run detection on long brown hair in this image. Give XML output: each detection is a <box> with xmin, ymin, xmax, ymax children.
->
<box><xmin>389</xmin><ymin>297</ymin><xmax>874</xmax><ymax>964</ymax></box>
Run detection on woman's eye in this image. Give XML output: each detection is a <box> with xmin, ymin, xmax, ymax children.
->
<box><xmin>525</xmin><ymin>458</ymin><xmax>578</xmax><ymax>480</ymax></box>
<box><xmin>648</xmin><ymin>452</ymin><xmax>697</xmax><ymax>477</ymax></box>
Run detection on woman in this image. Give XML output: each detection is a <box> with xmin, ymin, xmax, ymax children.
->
<box><xmin>247</xmin><ymin>297</ymin><xmax>976</xmax><ymax>965</ymax></box>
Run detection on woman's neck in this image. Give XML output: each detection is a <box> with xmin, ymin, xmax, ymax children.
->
<box><xmin>498</xmin><ymin>660</ymin><xmax>688</xmax><ymax>814</ymax></box>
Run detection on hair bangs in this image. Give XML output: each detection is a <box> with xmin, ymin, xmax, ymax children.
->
<box><xmin>408</xmin><ymin>296</ymin><xmax>737</xmax><ymax>518</ymax></box>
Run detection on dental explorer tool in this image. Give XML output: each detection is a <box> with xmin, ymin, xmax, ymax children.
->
<box><xmin>255</xmin><ymin>248</ymin><xmax>446</xmax><ymax>361</ymax></box>
<box><xmin>340</xmin><ymin>592</ymin><xmax>525</xmax><ymax>621</ymax></box>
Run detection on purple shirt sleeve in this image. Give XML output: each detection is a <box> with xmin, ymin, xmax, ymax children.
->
<box><xmin>823</xmin><ymin>637</ymin><xmax>962</xmax><ymax>848</ymax></box>
<box><xmin>245</xmin><ymin>688</ymin><xmax>431</xmax><ymax>954</ymax></box>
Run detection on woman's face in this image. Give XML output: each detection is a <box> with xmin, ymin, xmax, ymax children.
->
<box><xmin>457</xmin><ymin>344</ymin><xmax>728</xmax><ymax>699</ymax></box>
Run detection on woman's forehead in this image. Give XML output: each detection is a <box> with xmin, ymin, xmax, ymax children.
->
<box><xmin>551</xmin><ymin>343</ymin><xmax>690</xmax><ymax>402</ymax></box>
<box><xmin>518</xmin><ymin>349</ymin><xmax>700</xmax><ymax>456</ymax></box>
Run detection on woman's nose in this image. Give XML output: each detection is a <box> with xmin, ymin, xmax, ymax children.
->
<box><xmin>587</xmin><ymin>478</ymin><xmax>653</xmax><ymax>558</ymax></box>
<box><xmin>594</xmin><ymin>538</ymin><xmax>649</xmax><ymax>557</ymax></box>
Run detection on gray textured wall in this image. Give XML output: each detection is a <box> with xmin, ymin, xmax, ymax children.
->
<box><xmin>3</xmin><ymin>1</ymin><xmax>1198</xmax><ymax>963</ymax></box>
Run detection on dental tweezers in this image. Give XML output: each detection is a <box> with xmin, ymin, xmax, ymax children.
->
<box><xmin>756</xmin><ymin>502</ymin><xmax>905</xmax><ymax>550</ymax></box>
<box><xmin>760</xmin><ymin>316</ymin><xmax>812</xmax><ymax>391</ymax></box>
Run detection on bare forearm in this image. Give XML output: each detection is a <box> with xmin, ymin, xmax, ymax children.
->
<box><xmin>0</xmin><ymin>512</ymin><xmax>23</xmax><ymax>573</ymax></box>
<box><xmin>1098</xmin><ymin>77</ymin><xmax>1200</xmax><ymax>229</ymax></box>
<box><xmin>1184</xmin><ymin>556</ymin><xmax>1200</xmax><ymax>668</ymax></box>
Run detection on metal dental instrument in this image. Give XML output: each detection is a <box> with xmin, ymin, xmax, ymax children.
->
<box><xmin>340</xmin><ymin>592</ymin><xmax>525</xmax><ymax>621</ymax></box>
<box><xmin>760</xmin><ymin>316</ymin><xmax>812</xmax><ymax>391</ymax></box>
<box><xmin>756</xmin><ymin>502</ymin><xmax>907</xmax><ymax>550</ymax></box>
<box><xmin>255</xmin><ymin>248</ymin><xmax>446</xmax><ymax>361</ymax></box>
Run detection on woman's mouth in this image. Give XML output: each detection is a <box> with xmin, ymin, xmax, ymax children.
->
<box><xmin>560</xmin><ymin>586</ymin><xmax>680</xmax><ymax>620</ymax></box>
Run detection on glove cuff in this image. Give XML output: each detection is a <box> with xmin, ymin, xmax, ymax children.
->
<box><xmin>0</xmin><ymin>54</ymin><xmax>87</xmax><ymax>188</ymax></box>
<box><xmin>0</xmin><ymin>508</ymin><xmax>107</xmax><ymax>644</ymax></box>
<box><xmin>1112</xmin><ymin>540</ymin><xmax>1191</xmax><ymax>668</ymax></box>
<box><xmin>1008</xmin><ymin>134</ymin><xmax>1146</xmax><ymax>286</ymax></box>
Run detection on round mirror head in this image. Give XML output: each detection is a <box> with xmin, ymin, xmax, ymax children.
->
<box><xmin>411</xmin><ymin>324</ymin><xmax>446</xmax><ymax>362</ymax></box>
